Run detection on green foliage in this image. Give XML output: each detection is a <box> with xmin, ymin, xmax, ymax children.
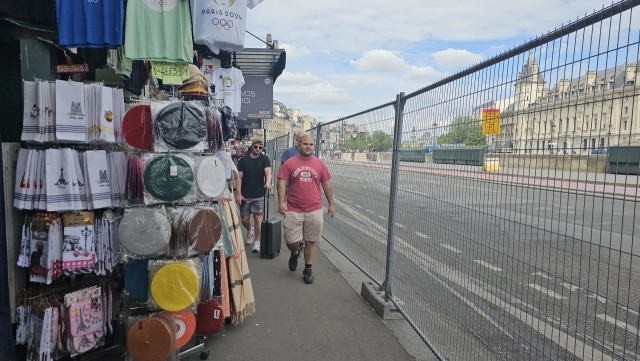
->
<box><xmin>438</xmin><ymin>116</ymin><xmax>487</xmax><ymax>146</ymax></box>
<box><xmin>370</xmin><ymin>130</ymin><xmax>393</xmax><ymax>151</ymax></box>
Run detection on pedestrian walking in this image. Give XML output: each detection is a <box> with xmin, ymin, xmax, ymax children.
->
<box><xmin>276</xmin><ymin>134</ymin><xmax>335</xmax><ymax>284</ymax></box>
<box><xmin>236</xmin><ymin>138</ymin><xmax>272</xmax><ymax>252</ymax></box>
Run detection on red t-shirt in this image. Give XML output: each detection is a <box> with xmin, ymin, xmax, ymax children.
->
<box><xmin>277</xmin><ymin>155</ymin><xmax>331</xmax><ymax>212</ymax></box>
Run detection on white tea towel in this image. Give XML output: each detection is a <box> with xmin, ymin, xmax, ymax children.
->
<box><xmin>21</xmin><ymin>81</ymin><xmax>41</xmax><ymax>142</ymax></box>
<box><xmin>86</xmin><ymin>150</ymin><xmax>112</xmax><ymax>209</ymax></box>
<box><xmin>13</xmin><ymin>148</ymin><xmax>30</xmax><ymax>210</ymax></box>
<box><xmin>55</xmin><ymin>80</ymin><xmax>87</xmax><ymax>143</ymax></box>
<box><xmin>98</xmin><ymin>85</ymin><xmax>115</xmax><ymax>143</ymax></box>
<box><xmin>108</xmin><ymin>151</ymin><xmax>127</xmax><ymax>207</ymax></box>
<box><xmin>45</xmin><ymin>148</ymin><xmax>81</xmax><ymax>211</ymax></box>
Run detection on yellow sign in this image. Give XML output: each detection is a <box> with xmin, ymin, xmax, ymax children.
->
<box><xmin>150</xmin><ymin>61</ymin><xmax>190</xmax><ymax>85</ymax></box>
<box><xmin>482</xmin><ymin>109</ymin><xmax>501</xmax><ymax>135</ymax></box>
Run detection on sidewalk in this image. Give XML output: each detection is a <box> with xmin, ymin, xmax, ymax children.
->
<box><xmin>182</xmin><ymin>196</ymin><xmax>438</xmax><ymax>361</ymax></box>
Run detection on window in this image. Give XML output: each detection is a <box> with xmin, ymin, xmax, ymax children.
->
<box><xmin>583</xmin><ymin>139</ymin><xmax>587</xmax><ymax>150</ymax></box>
<box><xmin>624</xmin><ymin>120</ymin><xmax>628</xmax><ymax>130</ymax></box>
<box><xmin>625</xmin><ymin>106</ymin><xmax>629</xmax><ymax>114</ymax></box>
<box><xmin>602</xmin><ymin>113</ymin><xmax>608</xmax><ymax>127</ymax></box>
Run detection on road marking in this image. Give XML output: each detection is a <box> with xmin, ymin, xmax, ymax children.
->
<box><xmin>587</xmin><ymin>293</ymin><xmax>607</xmax><ymax>304</ymax></box>
<box><xmin>596</xmin><ymin>314</ymin><xmax>640</xmax><ymax>337</ymax></box>
<box><xmin>560</xmin><ymin>282</ymin><xmax>580</xmax><ymax>292</ymax></box>
<box><xmin>474</xmin><ymin>260</ymin><xmax>502</xmax><ymax>271</ymax></box>
<box><xmin>532</xmin><ymin>272</ymin><xmax>550</xmax><ymax>279</ymax></box>
<box><xmin>528</xmin><ymin>284</ymin><xmax>565</xmax><ymax>300</ymax></box>
<box><xmin>416</xmin><ymin>232</ymin><xmax>430</xmax><ymax>239</ymax></box>
<box><xmin>440</xmin><ymin>244</ymin><xmax>461</xmax><ymax>253</ymax></box>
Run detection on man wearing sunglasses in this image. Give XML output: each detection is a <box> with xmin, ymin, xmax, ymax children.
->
<box><xmin>236</xmin><ymin>138</ymin><xmax>272</xmax><ymax>252</ymax></box>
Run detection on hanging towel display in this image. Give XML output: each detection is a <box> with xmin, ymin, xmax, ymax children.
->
<box><xmin>212</xmin><ymin>68</ymin><xmax>245</xmax><ymax>114</ymax></box>
<box><xmin>55</xmin><ymin>80</ymin><xmax>87</xmax><ymax>143</ymax></box>
<box><xmin>39</xmin><ymin>80</ymin><xmax>57</xmax><ymax>143</ymax></box>
<box><xmin>121</xmin><ymin>104</ymin><xmax>153</xmax><ymax>150</ymax></box>
<box><xmin>143</xmin><ymin>154</ymin><xmax>195</xmax><ymax>204</ymax></box>
<box><xmin>118</xmin><ymin>207</ymin><xmax>171</xmax><ymax>257</ymax></box>
<box><xmin>124</xmin><ymin>0</ymin><xmax>193</xmax><ymax>62</ymax></box>
<box><xmin>45</xmin><ymin>148</ymin><xmax>84</xmax><ymax>212</ymax></box>
<box><xmin>190</xmin><ymin>0</ymin><xmax>248</xmax><ymax>54</ymax></box>
<box><xmin>63</xmin><ymin>286</ymin><xmax>104</xmax><ymax>356</ymax></box>
<box><xmin>56</xmin><ymin>0</ymin><xmax>124</xmax><ymax>48</ymax></box>
<box><xmin>84</xmin><ymin>150</ymin><xmax>112</xmax><ymax>209</ymax></box>
<box><xmin>97</xmin><ymin>85</ymin><xmax>116</xmax><ymax>143</ymax></box>
<box><xmin>13</xmin><ymin>148</ymin><xmax>32</xmax><ymax>210</ymax></box>
<box><xmin>21</xmin><ymin>81</ymin><xmax>41</xmax><ymax>142</ymax></box>
<box><xmin>108</xmin><ymin>151</ymin><xmax>128</xmax><ymax>207</ymax></box>
<box><xmin>62</xmin><ymin>212</ymin><xmax>96</xmax><ymax>275</ymax></box>
<box><xmin>152</xmin><ymin>101</ymin><xmax>207</xmax><ymax>152</ymax></box>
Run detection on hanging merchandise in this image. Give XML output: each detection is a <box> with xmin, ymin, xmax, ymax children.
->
<box><xmin>64</xmin><ymin>286</ymin><xmax>105</xmax><ymax>356</ymax></box>
<box><xmin>125</xmin><ymin>153</ymin><xmax>144</xmax><ymax>204</ymax></box>
<box><xmin>148</xmin><ymin>259</ymin><xmax>201</xmax><ymax>312</ymax></box>
<box><xmin>218</xmin><ymin>105</ymin><xmax>238</xmax><ymax>140</ymax></box>
<box><xmin>56</xmin><ymin>80</ymin><xmax>88</xmax><ymax>143</ymax></box>
<box><xmin>152</xmin><ymin>101</ymin><xmax>207</xmax><ymax>152</ymax></box>
<box><xmin>56</xmin><ymin>0</ymin><xmax>124</xmax><ymax>48</ymax></box>
<box><xmin>151</xmin><ymin>61</ymin><xmax>191</xmax><ymax>86</ymax></box>
<box><xmin>206</xmin><ymin>107</ymin><xmax>225</xmax><ymax>152</ymax></box>
<box><xmin>247</xmin><ymin>0</ymin><xmax>264</xmax><ymax>8</ymax></box>
<box><xmin>190</xmin><ymin>0</ymin><xmax>248</xmax><ymax>54</ymax></box>
<box><xmin>84</xmin><ymin>150</ymin><xmax>113</xmax><ymax>209</ymax></box>
<box><xmin>195</xmin><ymin>156</ymin><xmax>227</xmax><ymax>199</ymax></box>
<box><xmin>200</xmin><ymin>57</ymin><xmax>221</xmax><ymax>86</ymax></box>
<box><xmin>61</xmin><ymin>212</ymin><xmax>96</xmax><ymax>275</ymax></box>
<box><xmin>124</xmin><ymin>0</ymin><xmax>193</xmax><ymax>62</ymax></box>
<box><xmin>212</xmin><ymin>67</ymin><xmax>245</xmax><ymax>114</ymax></box>
<box><xmin>118</xmin><ymin>206</ymin><xmax>171</xmax><ymax>257</ymax></box>
<box><xmin>143</xmin><ymin>154</ymin><xmax>195</xmax><ymax>204</ymax></box>
<box><xmin>180</xmin><ymin>207</ymin><xmax>222</xmax><ymax>254</ymax></box>
<box><xmin>126</xmin><ymin>316</ymin><xmax>176</xmax><ymax>361</ymax></box>
<box><xmin>195</xmin><ymin>297</ymin><xmax>224</xmax><ymax>336</ymax></box>
<box><xmin>124</xmin><ymin>259</ymin><xmax>150</xmax><ymax>300</ymax></box>
<box><xmin>98</xmin><ymin>85</ymin><xmax>116</xmax><ymax>143</ymax></box>
<box><xmin>107</xmin><ymin>152</ymin><xmax>128</xmax><ymax>208</ymax></box>
<box><xmin>121</xmin><ymin>105</ymin><xmax>153</xmax><ymax>150</ymax></box>
<box><xmin>162</xmin><ymin>310</ymin><xmax>196</xmax><ymax>348</ymax></box>
<box><xmin>21</xmin><ymin>81</ymin><xmax>41</xmax><ymax>143</ymax></box>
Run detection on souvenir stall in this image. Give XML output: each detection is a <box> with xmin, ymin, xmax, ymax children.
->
<box><xmin>7</xmin><ymin>0</ymin><xmax>283</xmax><ymax>360</ymax></box>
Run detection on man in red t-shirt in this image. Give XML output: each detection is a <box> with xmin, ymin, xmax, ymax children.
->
<box><xmin>277</xmin><ymin>134</ymin><xmax>335</xmax><ymax>284</ymax></box>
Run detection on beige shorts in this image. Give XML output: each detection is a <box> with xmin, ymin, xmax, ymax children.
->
<box><xmin>282</xmin><ymin>209</ymin><xmax>324</xmax><ymax>244</ymax></box>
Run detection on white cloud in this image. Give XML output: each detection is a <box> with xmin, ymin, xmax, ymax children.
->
<box><xmin>279</xmin><ymin>42</ymin><xmax>312</xmax><ymax>59</ymax></box>
<box><xmin>349</xmin><ymin>49</ymin><xmax>406</xmax><ymax>72</ymax></box>
<box><xmin>432</xmin><ymin>48</ymin><xmax>485</xmax><ymax>68</ymax></box>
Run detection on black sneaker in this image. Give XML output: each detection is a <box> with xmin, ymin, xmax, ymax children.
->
<box><xmin>288</xmin><ymin>252</ymin><xmax>299</xmax><ymax>272</ymax></box>
<box><xmin>303</xmin><ymin>268</ymin><xmax>314</xmax><ymax>284</ymax></box>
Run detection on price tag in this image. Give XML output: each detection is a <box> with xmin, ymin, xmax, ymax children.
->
<box><xmin>170</xmin><ymin>165</ymin><xmax>178</xmax><ymax>176</ymax></box>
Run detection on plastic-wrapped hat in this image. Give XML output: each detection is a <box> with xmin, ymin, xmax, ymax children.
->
<box><xmin>127</xmin><ymin>317</ymin><xmax>175</xmax><ymax>361</ymax></box>
<box><xmin>196</xmin><ymin>297</ymin><xmax>224</xmax><ymax>335</ymax></box>
<box><xmin>143</xmin><ymin>154</ymin><xmax>194</xmax><ymax>202</ymax></box>
<box><xmin>162</xmin><ymin>310</ymin><xmax>196</xmax><ymax>348</ymax></box>
<box><xmin>196</xmin><ymin>156</ymin><xmax>227</xmax><ymax>198</ymax></box>
<box><xmin>154</xmin><ymin>102</ymin><xmax>207</xmax><ymax>150</ymax></box>
<box><xmin>121</xmin><ymin>105</ymin><xmax>153</xmax><ymax>150</ymax></box>
<box><xmin>186</xmin><ymin>208</ymin><xmax>222</xmax><ymax>253</ymax></box>
<box><xmin>124</xmin><ymin>259</ymin><xmax>150</xmax><ymax>300</ymax></box>
<box><xmin>150</xmin><ymin>262</ymin><xmax>200</xmax><ymax>311</ymax></box>
<box><xmin>118</xmin><ymin>208</ymin><xmax>171</xmax><ymax>257</ymax></box>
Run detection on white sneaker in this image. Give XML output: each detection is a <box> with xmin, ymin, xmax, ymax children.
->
<box><xmin>252</xmin><ymin>241</ymin><xmax>261</xmax><ymax>253</ymax></box>
<box><xmin>246</xmin><ymin>228</ymin><xmax>254</xmax><ymax>245</ymax></box>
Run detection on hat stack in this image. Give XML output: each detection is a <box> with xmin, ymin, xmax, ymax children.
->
<box><xmin>178</xmin><ymin>64</ymin><xmax>210</xmax><ymax>96</ymax></box>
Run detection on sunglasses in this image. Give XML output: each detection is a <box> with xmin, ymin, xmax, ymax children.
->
<box><xmin>253</xmin><ymin>145</ymin><xmax>263</xmax><ymax>150</ymax></box>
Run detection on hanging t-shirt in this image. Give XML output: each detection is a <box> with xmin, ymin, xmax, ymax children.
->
<box><xmin>56</xmin><ymin>0</ymin><xmax>124</xmax><ymax>48</ymax></box>
<box><xmin>276</xmin><ymin>156</ymin><xmax>331</xmax><ymax>213</ymax></box>
<box><xmin>191</xmin><ymin>0</ymin><xmax>248</xmax><ymax>54</ymax></box>
<box><xmin>124</xmin><ymin>0</ymin><xmax>193</xmax><ymax>62</ymax></box>
<box><xmin>200</xmin><ymin>57</ymin><xmax>222</xmax><ymax>86</ymax></box>
<box><xmin>212</xmin><ymin>67</ymin><xmax>245</xmax><ymax>113</ymax></box>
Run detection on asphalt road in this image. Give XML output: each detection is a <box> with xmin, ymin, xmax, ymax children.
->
<box><xmin>322</xmin><ymin>159</ymin><xmax>640</xmax><ymax>360</ymax></box>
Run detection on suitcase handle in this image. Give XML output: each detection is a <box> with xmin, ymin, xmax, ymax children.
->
<box><xmin>264</xmin><ymin>187</ymin><xmax>270</xmax><ymax>218</ymax></box>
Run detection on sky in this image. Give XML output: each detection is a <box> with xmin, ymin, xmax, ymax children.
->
<box><xmin>242</xmin><ymin>0</ymin><xmax>622</xmax><ymax>124</ymax></box>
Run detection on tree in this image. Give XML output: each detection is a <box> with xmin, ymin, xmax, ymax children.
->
<box><xmin>370</xmin><ymin>130</ymin><xmax>393</xmax><ymax>151</ymax></box>
<box><xmin>438</xmin><ymin>116</ymin><xmax>487</xmax><ymax>146</ymax></box>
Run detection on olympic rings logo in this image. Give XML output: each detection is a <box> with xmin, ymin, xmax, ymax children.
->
<box><xmin>212</xmin><ymin>18</ymin><xmax>234</xmax><ymax>30</ymax></box>
<box><xmin>86</xmin><ymin>0</ymin><xmax>99</xmax><ymax>3</ymax></box>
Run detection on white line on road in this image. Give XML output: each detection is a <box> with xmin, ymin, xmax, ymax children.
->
<box><xmin>440</xmin><ymin>244</ymin><xmax>462</xmax><ymax>253</ymax></box>
<box><xmin>532</xmin><ymin>272</ymin><xmax>550</xmax><ymax>279</ymax></box>
<box><xmin>596</xmin><ymin>314</ymin><xmax>640</xmax><ymax>337</ymax></box>
<box><xmin>474</xmin><ymin>260</ymin><xmax>502</xmax><ymax>271</ymax></box>
<box><xmin>528</xmin><ymin>284</ymin><xmax>565</xmax><ymax>300</ymax></box>
<box><xmin>560</xmin><ymin>282</ymin><xmax>580</xmax><ymax>292</ymax></box>
<box><xmin>415</xmin><ymin>232</ymin><xmax>430</xmax><ymax>239</ymax></box>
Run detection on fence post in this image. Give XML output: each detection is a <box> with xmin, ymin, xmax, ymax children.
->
<box><xmin>315</xmin><ymin>124</ymin><xmax>322</xmax><ymax>158</ymax></box>
<box><xmin>383</xmin><ymin>93</ymin><xmax>405</xmax><ymax>302</ymax></box>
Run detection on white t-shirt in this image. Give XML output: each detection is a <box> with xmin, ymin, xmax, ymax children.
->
<box><xmin>212</xmin><ymin>67</ymin><xmax>245</xmax><ymax>114</ymax></box>
<box><xmin>201</xmin><ymin>57</ymin><xmax>222</xmax><ymax>85</ymax></box>
<box><xmin>190</xmin><ymin>0</ymin><xmax>248</xmax><ymax>54</ymax></box>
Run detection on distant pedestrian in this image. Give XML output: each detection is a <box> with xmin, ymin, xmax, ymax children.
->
<box><xmin>277</xmin><ymin>134</ymin><xmax>335</xmax><ymax>284</ymax></box>
<box><xmin>236</xmin><ymin>138</ymin><xmax>272</xmax><ymax>252</ymax></box>
<box><xmin>280</xmin><ymin>130</ymin><xmax>307</xmax><ymax>165</ymax></box>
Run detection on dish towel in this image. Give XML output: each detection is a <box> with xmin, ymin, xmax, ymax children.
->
<box><xmin>45</xmin><ymin>148</ymin><xmax>82</xmax><ymax>212</ymax></box>
<box><xmin>85</xmin><ymin>150</ymin><xmax>112</xmax><ymax>209</ymax></box>
<box><xmin>108</xmin><ymin>151</ymin><xmax>127</xmax><ymax>207</ymax></box>
<box><xmin>221</xmin><ymin>198</ymin><xmax>254</xmax><ymax>324</ymax></box>
<box><xmin>21</xmin><ymin>81</ymin><xmax>41</xmax><ymax>142</ymax></box>
<box><xmin>13</xmin><ymin>148</ymin><xmax>31</xmax><ymax>210</ymax></box>
<box><xmin>98</xmin><ymin>85</ymin><xmax>116</xmax><ymax>143</ymax></box>
<box><xmin>55</xmin><ymin>80</ymin><xmax>87</xmax><ymax>143</ymax></box>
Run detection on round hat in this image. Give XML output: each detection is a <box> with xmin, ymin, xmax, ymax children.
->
<box><xmin>127</xmin><ymin>317</ymin><xmax>175</xmax><ymax>361</ymax></box>
<box><xmin>151</xmin><ymin>262</ymin><xmax>200</xmax><ymax>311</ymax></box>
<box><xmin>195</xmin><ymin>297</ymin><xmax>224</xmax><ymax>335</ymax></box>
<box><xmin>143</xmin><ymin>154</ymin><xmax>194</xmax><ymax>202</ymax></box>
<box><xmin>124</xmin><ymin>259</ymin><xmax>149</xmax><ymax>300</ymax></box>
<box><xmin>121</xmin><ymin>105</ymin><xmax>153</xmax><ymax>150</ymax></box>
<box><xmin>154</xmin><ymin>102</ymin><xmax>207</xmax><ymax>150</ymax></box>
<box><xmin>186</xmin><ymin>208</ymin><xmax>222</xmax><ymax>253</ymax></box>
<box><xmin>214</xmin><ymin>150</ymin><xmax>231</xmax><ymax>179</ymax></box>
<box><xmin>118</xmin><ymin>208</ymin><xmax>171</xmax><ymax>257</ymax></box>
<box><xmin>196</xmin><ymin>156</ymin><xmax>227</xmax><ymax>198</ymax></box>
<box><xmin>162</xmin><ymin>310</ymin><xmax>196</xmax><ymax>348</ymax></box>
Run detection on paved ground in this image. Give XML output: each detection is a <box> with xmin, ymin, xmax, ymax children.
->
<box><xmin>181</xmin><ymin>197</ymin><xmax>438</xmax><ymax>361</ymax></box>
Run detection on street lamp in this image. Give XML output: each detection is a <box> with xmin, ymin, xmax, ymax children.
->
<box><xmin>549</xmin><ymin>120</ymin><xmax>556</xmax><ymax>154</ymax></box>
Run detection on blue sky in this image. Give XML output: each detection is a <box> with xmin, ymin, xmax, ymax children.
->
<box><xmin>243</xmin><ymin>0</ymin><xmax>622</xmax><ymax>123</ymax></box>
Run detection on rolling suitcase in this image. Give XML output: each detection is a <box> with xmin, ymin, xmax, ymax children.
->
<box><xmin>260</xmin><ymin>192</ymin><xmax>281</xmax><ymax>259</ymax></box>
